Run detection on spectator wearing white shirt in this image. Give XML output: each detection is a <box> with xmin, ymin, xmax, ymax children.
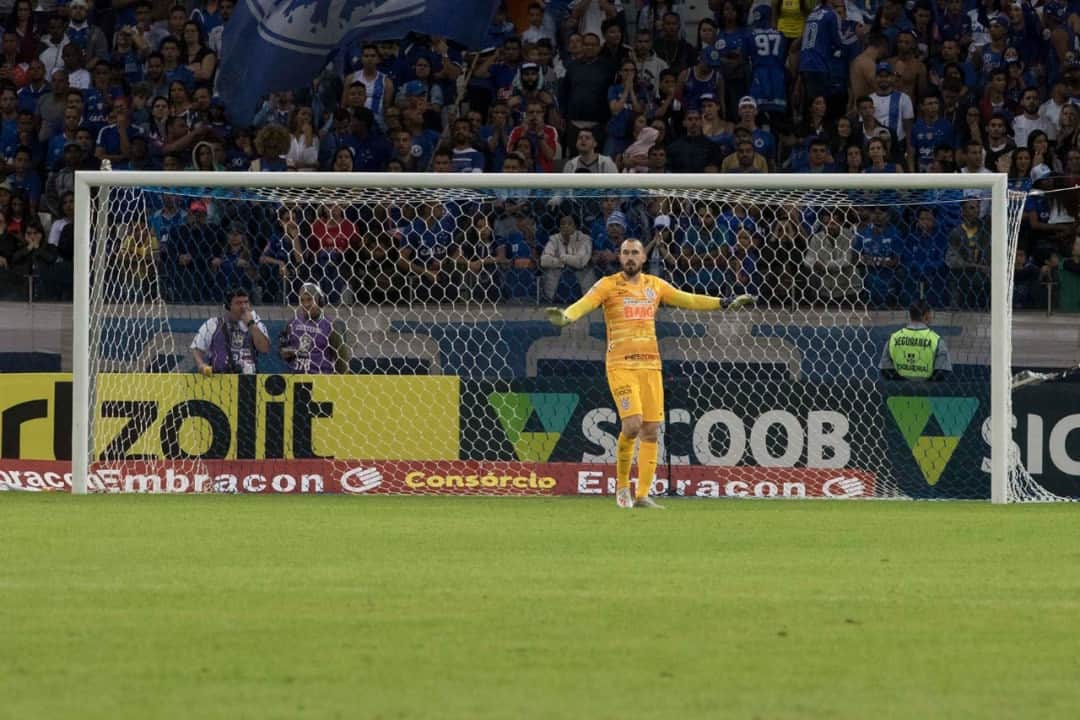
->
<box><xmin>285</xmin><ymin>106</ymin><xmax>319</xmax><ymax>171</ymax></box>
<box><xmin>38</xmin><ymin>14</ymin><xmax>70</xmax><ymax>77</ymax></box>
<box><xmin>1039</xmin><ymin>82</ymin><xmax>1068</xmax><ymax>141</ymax></box>
<box><xmin>632</xmin><ymin>27</ymin><xmax>668</xmax><ymax>92</ymax></box>
<box><xmin>540</xmin><ymin>215</ymin><xmax>595</xmax><ymax>300</ymax></box>
<box><xmin>61</xmin><ymin>44</ymin><xmax>90</xmax><ymax>89</ymax></box>
<box><xmin>871</xmin><ymin>62</ymin><xmax>914</xmax><ymax>143</ymax></box>
<box><xmin>959</xmin><ymin>139</ymin><xmax>992</xmax><ymax>217</ymax></box>
<box><xmin>521</xmin><ymin>2</ymin><xmax>557</xmax><ymax>46</ymax></box>
<box><xmin>563</xmin><ymin>127</ymin><xmax>618</xmax><ymax>172</ymax></box>
<box><xmin>1013</xmin><ymin>87</ymin><xmax>1054</xmax><ymax>147</ymax></box>
<box><xmin>567</xmin><ymin>0</ymin><xmax>624</xmax><ymax>39</ymax></box>
<box><xmin>47</xmin><ymin>190</ymin><xmax>73</xmax><ymax>247</ymax></box>
<box><xmin>206</xmin><ymin>0</ymin><xmax>235</xmax><ymax>56</ymax></box>
<box><xmin>805</xmin><ymin>208</ymin><xmax>862</xmax><ymax>301</ymax></box>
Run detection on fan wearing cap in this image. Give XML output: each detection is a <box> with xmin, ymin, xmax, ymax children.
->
<box><xmin>66</xmin><ymin>0</ymin><xmax>110</xmax><ymax>70</ymax></box>
<box><xmin>976</xmin><ymin>13</ymin><xmax>1010</xmax><ymax>86</ymax></box>
<box><xmin>545</xmin><ymin>236</ymin><xmax>755</xmax><ymax>509</ymax></box>
<box><xmin>698</xmin><ymin>93</ymin><xmax>731</xmax><ymax>145</ymax></box>
<box><xmin>1004</xmin><ymin>49</ymin><xmax>1038</xmax><ymax>107</ymax></box>
<box><xmin>279</xmin><ymin>283</ymin><xmax>350</xmax><ymax>374</ymax></box>
<box><xmin>510</xmin><ymin>62</ymin><xmax>557</xmax><ymax>119</ymax></box>
<box><xmin>678</xmin><ymin>47</ymin><xmax>725</xmax><ymax>116</ymax></box>
<box><xmin>735</xmin><ymin>95</ymin><xmax>776</xmax><ymax>163</ymax></box>
<box><xmin>870</xmin><ymin>61</ymin><xmax>914</xmax><ymax>143</ymax></box>
<box><xmin>590</xmin><ymin>202</ymin><xmax>627</xmax><ymax>274</ymax></box>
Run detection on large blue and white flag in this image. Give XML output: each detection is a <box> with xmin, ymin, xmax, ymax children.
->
<box><xmin>219</xmin><ymin>0</ymin><xmax>498</xmax><ymax>123</ymax></box>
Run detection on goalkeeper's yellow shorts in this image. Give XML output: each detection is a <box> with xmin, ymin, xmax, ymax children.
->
<box><xmin>606</xmin><ymin>369</ymin><xmax>664</xmax><ymax>423</ymax></box>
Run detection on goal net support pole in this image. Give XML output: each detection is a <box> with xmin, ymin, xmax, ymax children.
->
<box><xmin>989</xmin><ymin>173</ymin><xmax>1009</xmax><ymax>504</ymax></box>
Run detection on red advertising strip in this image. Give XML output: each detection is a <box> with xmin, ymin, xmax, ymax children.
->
<box><xmin>573</xmin><ymin>465</ymin><xmax>877</xmax><ymax>498</ymax></box>
<box><xmin>0</xmin><ymin>460</ymin><xmax>875</xmax><ymax>498</ymax></box>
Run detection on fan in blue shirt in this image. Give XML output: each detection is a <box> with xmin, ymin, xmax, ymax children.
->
<box><xmin>909</xmin><ymin>95</ymin><xmax>955</xmax><ymax>172</ymax></box>
<box><xmin>449</xmin><ymin>119</ymin><xmax>485</xmax><ymax>172</ymax></box>
<box><xmin>798</xmin><ymin>2</ymin><xmax>843</xmax><ymax>110</ymax></box>
<box><xmin>901</xmin><ymin>207</ymin><xmax>951</xmax><ymax>307</ymax></box>
<box><xmin>748</xmin><ymin>6</ymin><xmax>789</xmax><ymax>113</ymax></box>
<box><xmin>95</xmin><ymin>107</ymin><xmax>142</xmax><ymax>170</ymax></box>
<box><xmin>852</xmin><ymin>207</ymin><xmax>901</xmax><ymax>307</ymax></box>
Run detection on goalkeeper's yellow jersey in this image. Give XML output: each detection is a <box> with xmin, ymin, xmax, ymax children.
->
<box><xmin>581</xmin><ymin>273</ymin><xmax>678</xmax><ymax>372</ymax></box>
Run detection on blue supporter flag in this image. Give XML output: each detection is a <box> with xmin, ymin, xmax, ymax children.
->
<box><xmin>219</xmin><ymin>0</ymin><xmax>498</xmax><ymax>123</ymax></box>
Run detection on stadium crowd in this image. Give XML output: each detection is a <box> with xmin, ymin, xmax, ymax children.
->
<box><xmin>0</xmin><ymin>0</ymin><xmax>1078</xmax><ymax>310</ymax></box>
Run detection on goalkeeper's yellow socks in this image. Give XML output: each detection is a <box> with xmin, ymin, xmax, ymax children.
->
<box><xmin>636</xmin><ymin>440</ymin><xmax>659</xmax><ymax>500</ymax></box>
<box><xmin>616</xmin><ymin>433</ymin><xmax>635</xmax><ymax>492</ymax></box>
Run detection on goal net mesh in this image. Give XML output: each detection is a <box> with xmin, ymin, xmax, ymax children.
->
<box><xmin>80</xmin><ymin>180</ymin><xmax>1059</xmax><ymax>501</ymax></box>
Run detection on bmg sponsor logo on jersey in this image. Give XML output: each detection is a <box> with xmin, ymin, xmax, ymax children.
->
<box><xmin>622</xmin><ymin>298</ymin><xmax>655</xmax><ymax>320</ymax></box>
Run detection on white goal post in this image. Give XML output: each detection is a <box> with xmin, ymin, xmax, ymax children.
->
<box><xmin>73</xmin><ymin>171</ymin><xmax>1014</xmax><ymax>501</ymax></box>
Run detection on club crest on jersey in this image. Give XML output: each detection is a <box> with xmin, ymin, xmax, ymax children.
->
<box><xmin>620</xmin><ymin>397</ymin><xmax>631</xmax><ymax>411</ymax></box>
<box><xmin>645</xmin><ymin>287</ymin><xmax>656</xmax><ymax>302</ymax></box>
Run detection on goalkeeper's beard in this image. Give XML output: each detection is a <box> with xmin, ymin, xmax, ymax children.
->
<box><xmin>621</xmin><ymin>262</ymin><xmax>641</xmax><ymax>278</ymax></box>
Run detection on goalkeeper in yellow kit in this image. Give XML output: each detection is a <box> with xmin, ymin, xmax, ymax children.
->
<box><xmin>546</xmin><ymin>238</ymin><xmax>754</xmax><ymax>509</ymax></box>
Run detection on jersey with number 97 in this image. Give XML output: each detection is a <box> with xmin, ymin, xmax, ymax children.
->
<box><xmin>750</xmin><ymin>28</ymin><xmax>788</xmax><ymax>113</ymax></box>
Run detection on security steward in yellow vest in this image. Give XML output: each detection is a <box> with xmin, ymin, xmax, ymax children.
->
<box><xmin>879</xmin><ymin>300</ymin><xmax>952</xmax><ymax>381</ymax></box>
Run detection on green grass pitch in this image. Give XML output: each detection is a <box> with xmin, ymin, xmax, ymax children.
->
<box><xmin>3</xmin><ymin>495</ymin><xmax>1078</xmax><ymax>719</ymax></box>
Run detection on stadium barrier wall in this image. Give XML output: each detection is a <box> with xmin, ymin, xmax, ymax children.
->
<box><xmin>2</xmin><ymin>374</ymin><xmax>1078</xmax><ymax>498</ymax></box>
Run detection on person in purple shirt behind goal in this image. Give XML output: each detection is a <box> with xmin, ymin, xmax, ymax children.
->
<box><xmin>278</xmin><ymin>282</ymin><xmax>350</xmax><ymax>374</ymax></box>
<box><xmin>191</xmin><ymin>287</ymin><xmax>271</xmax><ymax>376</ymax></box>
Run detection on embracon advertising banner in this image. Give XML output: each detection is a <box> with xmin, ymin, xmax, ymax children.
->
<box><xmin>0</xmin><ymin>459</ymin><xmax>874</xmax><ymax>497</ymax></box>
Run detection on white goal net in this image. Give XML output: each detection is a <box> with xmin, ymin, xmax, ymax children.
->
<box><xmin>71</xmin><ymin>172</ymin><xmax>1061</xmax><ymax>502</ymax></box>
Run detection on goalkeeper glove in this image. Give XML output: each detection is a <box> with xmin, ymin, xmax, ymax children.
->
<box><xmin>545</xmin><ymin>307</ymin><xmax>571</xmax><ymax>327</ymax></box>
<box><xmin>722</xmin><ymin>294</ymin><xmax>756</xmax><ymax>311</ymax></box>
<box><xmin>199</xmin><ymin>365</ymin><xmax>213</xmax><ymax>377</ymax></box>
